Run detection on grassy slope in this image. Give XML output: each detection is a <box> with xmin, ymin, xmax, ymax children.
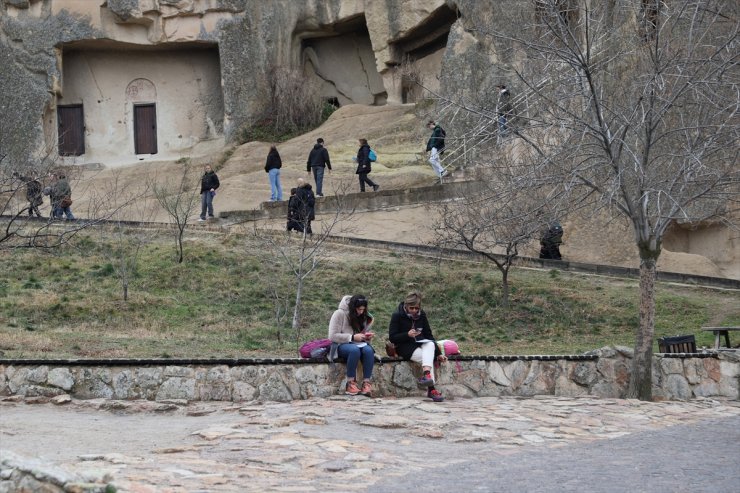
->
<box><xmin>0</xmin><ymin>232</ymin><xmax>737</xmax><ymax>359</ymax></box>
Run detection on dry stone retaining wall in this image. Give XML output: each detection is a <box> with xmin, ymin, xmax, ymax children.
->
<box><xmin>1</xmin><ymin>347</ymin><xmax>737</xmax><ymax>403</ymax></box>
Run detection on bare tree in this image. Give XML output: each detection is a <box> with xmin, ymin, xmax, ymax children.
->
<box><xmin>0</xmin><ymin>132</ymin><xmax>112</xmax><ymax>249</ymax></box>
<box><xmin>440</xmin><ymin>0</ymin><xmax>740</xmax><ymax>400</ymax></box>
<box><xmin>252</xmin><ymin>183</ymin><xmax>356</xmax><ymax>343</ymax></box>
<box><xmin>434</xmin><ymin>160</ymin><xmax>566</xmax><ymax>308</ymax></box>
<box><xmin>152</xmin><ymin>160</ymin><xmax>200</xmax><ymax>264</ymax></box>
<box><xmin>93</xmin><ymin>171</ymin><xmax>154</xmax><ymax>301</ymax></box>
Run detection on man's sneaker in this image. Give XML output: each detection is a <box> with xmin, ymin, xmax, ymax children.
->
<box><xmin>345</xmin><ymin>380</ymin><xmax>360</xmax><ymax>396</ymax></box>
<box><xmin>373</xmin><ymin>184</ymin><xmax>380</xmax><ymax>192</ymax></box>
<box><xmin>440</xmin><ymin>170</ymin><xmax>448</xmax><ymax>178</ymax></box>
<box><xmin>427</xmin><ymin>388</ymin><xmax>444</xmax><ymax>402</ymax></box>
<box><xmin>360</xmin><ymin>380</ymin><xmax>373</xmax><ymax>397</ymax></box>
<box><xmin>197</xmin><ymin>218</ymin><xmax>206</xmax><ymax>222</ymax></box>
<box><xmin>418</xmin><ymin>371</ymin><xmax>434</xmax><ymax>387</ymax></box>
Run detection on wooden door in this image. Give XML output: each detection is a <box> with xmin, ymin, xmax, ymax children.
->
<box><xmin>134</xmin><ymin>104</ymin><xmax>158</xmax><ymax>155</ymax></box>
<box><xmin>57</xmin><ymin>105</ymin><xmax>85</xmax><ymax>156</ymax></box>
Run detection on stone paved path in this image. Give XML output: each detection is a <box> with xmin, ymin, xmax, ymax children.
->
<box><xmin>1</xmin><ymin>395</ymin><xmax>739</xmax><ymax>492</ymax></box>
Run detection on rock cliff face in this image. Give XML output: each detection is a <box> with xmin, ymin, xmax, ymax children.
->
<box><xmin>0</xmin><ymin>0</ymin><xmax>475</xmax><ymax>164</ymax></box>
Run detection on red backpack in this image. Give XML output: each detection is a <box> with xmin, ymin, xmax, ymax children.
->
<box><xmin>299</xmin><ymin>339</ymin><xmax>333</xmax><ymax>359</ymax></box>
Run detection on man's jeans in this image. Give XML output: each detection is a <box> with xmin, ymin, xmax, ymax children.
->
<box><xmin>338</xmin><ymin>343</ymin><xmax>375</xmax><ymax>379</ymax></box>
<box><xmin>428</xmin><ymin>147</ymin><xmax>444</xmax><ymax>176</ymax></box>
<box><xmin>53</xmin><ymin>206</ymin><xmax>74</xmax><ymax>220</ymax></box>
<box><xmin>498</xmin><ymin>115</ymin><xmax>509</xmax><ymax>136</ymax></box>
<box><xmin>268</xmin><ymin>168</ymin><xmax>283</xmax><ymax>201</ymax></box>
<box><xmin>200</xmin><ymin>191</ymin><xmax>214</xmax><ymax>219</ymax></box>
<box><xmin>311</xmin><ymin>166</ymin><xmax>325</xmax><ymax>196</ymax></box>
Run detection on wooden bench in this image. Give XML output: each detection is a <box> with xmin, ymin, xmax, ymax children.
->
<box><xmin>701</xmin><ymin>326</ymin><xmax>740</xmax><ymax>349</ymax></box>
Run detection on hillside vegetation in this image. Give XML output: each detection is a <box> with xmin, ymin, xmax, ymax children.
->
<box><xmin>0</xmin><ymin>230</ymin><xmax>737</xmax><ymax>360</ymax></box>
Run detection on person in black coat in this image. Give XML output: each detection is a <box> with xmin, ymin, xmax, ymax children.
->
<box><xmin>355</xmin><ymin>138</ymin><xmax>379</xmax><ymax>192</ymax></box>
<box><xmin>306</xmin><ymin>137</ymin><xmax>331</xmax><ymax>197</ymax></box>
<box><xmin>264</xmin><ymin>145</ymin><xmax>283</xmax><ymax>201</ymax></box>
<box><xmin>294</xmin><ymin>178</ymin><xmax>315</xmax><ymax>234</ymax></box>
<box><xmin>388</xmin><ymin>291</ymin><xmax>447</xmax><ymax>402</ymax></box>
<box><xmin>198</xmin><ymin>164</ymin><xmax>220</xmax><ymax>221</ymax></box>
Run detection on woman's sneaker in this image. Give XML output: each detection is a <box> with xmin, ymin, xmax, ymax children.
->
<box><xmin>418</xmin><ymin>371</ymin><xmax>434</xmax><ymax>387</ymax></box>
<box><xmin>345</xmin><ymin>380</ymin><xmax>360</xmax><ymax>396</ymax></box>
<box><xmin>427</xmin><ymin>388</ymin><xmax>444</xmax><ymax>402</ymax></box>
<box><xmin>360</xmin><ymin>381</ymin><xmax>373</xmax><ymax>397</ymax></box>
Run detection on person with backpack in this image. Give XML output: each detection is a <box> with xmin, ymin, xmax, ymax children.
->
<box><xmin>355</xmin><ymin>138</ymin><xmax>380</xmax><ymax>192</ymax></box>
<box><xmin>13</xmin><ymin>172</ymin><xmax>43</xmax><ymax>217</ymax></box>
<box><xmin>539</xmin><ymin>221</ymin><xmax>564</xmax><ymax>260</ymax></box>
<box><xmin>425</xmin><ymin>120</ymin><xmax>447</xmax><ymax>178</ymax></box>
<box><xmin>328</xmin><ymin>294</ymin><xmax>377</xmax><ymax>397</ymax></box>
<box><xmin>388</xmin><ymin>291</ymin><xmax>447</xmax><ymax>402</ymax></box>
<box><xmin>198</xmin><ymin>163</ymin><xmax>220</xmax><ymax>222</ymax></box>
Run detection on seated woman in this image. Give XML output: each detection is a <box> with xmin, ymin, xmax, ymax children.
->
<box><xmin>328</xmin><ymin>294</ymin><xmax>376</xmax><ymax>397</ymax></box>
<box><xmin>388</xmin><ymin>291</ymin><xmax>447</xmax><ymax>402</ymax></box>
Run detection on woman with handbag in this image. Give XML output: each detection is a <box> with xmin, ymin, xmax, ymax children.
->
<box><xmin>328</xmin><ymin>294</ymin><xmax>376</xmax><ymax>397</ymax></box>
<box><xmin>388</xmin><ymin>291</ymin><xmax>447</xmax><ymax>402</ymax></box>
<box><xmin>51</xmin><ymin>173</ymin><xmax>75</xmax><ymax>220</ymax></box>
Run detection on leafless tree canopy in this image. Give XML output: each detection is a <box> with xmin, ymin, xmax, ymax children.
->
<box><xmin>428</xmin><ymin>0</ymin><xmax>738</xmax><ymax>400</ymax></box>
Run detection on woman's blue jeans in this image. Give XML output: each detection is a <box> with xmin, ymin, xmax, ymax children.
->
<box><xmin>268</xmin><ymin>168</ymin><xmax>282</xmax><ymax>201</ymax></box>
<box><xmin>337</xmin><ymin>343</ymin><xmax>375</xmax><ymax>379</ymax></box>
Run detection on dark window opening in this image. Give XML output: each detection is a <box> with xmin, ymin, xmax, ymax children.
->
<box><xmin>57</xmin><ymin>105</ymin><xmax>85</xmax><ymax>156</ymax></box>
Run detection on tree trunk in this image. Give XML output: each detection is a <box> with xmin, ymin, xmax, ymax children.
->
<box><xmin>292</xmin><ymin>277</ymin><xmax>303</xmax><ymax>334</ymax></box>
<box><xmin>627</xmin><ymin>256</ymin><xmax>657</xmax><ymax>400</ymax></box>
<box><xmin>501</xmin><ymin>268</ymin><xmax>510</xmax><ymax>309</ymax></box>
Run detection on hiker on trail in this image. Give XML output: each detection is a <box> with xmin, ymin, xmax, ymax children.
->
<box><xmin>50</xmin><ymin>173</ymin><xmax>74</xmax><ymax>220</ymax></box>
<box><xmin>328</xmin><ymin>294</ymin><xmax>376</xmax><ymax>397</ymax></box>
<box><xmin>355</xmin><ymin>138</ymin><xmax>379</xmax><ymax>193</ymax></box>
<box><xmin>13</xmin><ymin>172</ymin><xmax>43</xmax><ymax>217</ymax></box>
<box><xmin>198</xmin><ymin>164</ymin><xmax>220</xmax><ymax>222</ymax></box>
<box><xmin>496</xmin><ymin>84</ymin><xmax>514</xmax><ymax>137</ymax></box>
<box><xmin>539</xmin><ymin>221</ymin><xmax>564</xmax><ymax>260</ymax></box>
<box><xmin>425</xmin><ymin>120</ymin><xmax>447</xmax><ymax>178</ymax></box>
<box><xmin>388</xmin><ymin>291</ymin><xmax>446</xmax><ymax>402</ymax></box>
<box><xmin>294</xmin><ymin>177</ymin><xmax>315</xmax><ymax>234</ymax></box>
<box><xmin>306</xmin><ymin>137</ymin><xmax>331</xmax><ymax>197</ymax></box>
<box><xmin>265</xmin><ymin>145</ymin><xmax>283</xmax><ymax>202</ymax></box>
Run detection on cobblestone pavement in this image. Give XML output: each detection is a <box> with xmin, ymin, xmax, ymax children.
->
<box><xmin>1</xmin><ymin>395</ymin><xmax>739</xmax><ymax>492</ymax></box>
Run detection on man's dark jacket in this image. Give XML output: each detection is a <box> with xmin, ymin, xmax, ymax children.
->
<box><xmin>426</xmin><ymin>125</ymin><xmax>446</xmax><ymax>152</ymax></box>
<box><xmin>306</xmin><ymin>144</ymin><xmax>331</xmax><ymax>171</ymax></box>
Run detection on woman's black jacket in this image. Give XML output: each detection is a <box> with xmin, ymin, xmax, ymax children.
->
<box><xmin>355</xmin><ymin>144</ymin><xmax>371</xmax><ymax>174</ymax></box>
<box><xmin>388</xmin><ymin>302</ymin><xmax>441</xmax><ymax>360</ymax></box>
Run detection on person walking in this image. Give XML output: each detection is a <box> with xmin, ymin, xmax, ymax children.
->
<box><xmin>13</xmin><ymin>172</ymin><xmax>43</xmax><ymax>217</ymax></box>
<box><xmin>51</xmin><ymin>172</ymin><xmax>74</xmax><ymax>220</ymax></box>
<box><xmin>328</xmin><ymin>294</ymin><xmax>377</xmax><ymax>397</ymax></box>
<box><xmin>294</xmin><ymin>177</ymin><xmax>315</xmax><ymax>234</ymax></box>
<box><xmin>388</xmin><ymin>291</ymin><xmax>447</xmax><ymax>402</ymax></box>
<box><xmin>355</xmin><ymin>138</ymin><xmax>379</xmax><ymax>192</ymax></box>
<box><xmin>425</xmin><ymin>120</ymin><xmax>447</xmax><ymax>178</ymax></box>
<box><xmin>306</xmin><ymin>137</ymin><xmax>331</xmax><ymax>197</ymax></box>
<box><xmin>264</xmin><ymin>145</ymin><xmax>283</xmax><ymax>201</ymax></box>
<box><xmin>198</xmin><ymin>164</ymin><xmax>220</xmax><ymax>222</ymax></box>
<box><xmin>496</xmin><ymin>84</ymin><xmax>514</xmax><ymax>137</ymax></box>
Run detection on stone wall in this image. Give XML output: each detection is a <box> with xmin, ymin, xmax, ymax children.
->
<box><xmin>1</xmin><ymin>347</ymin><xmax>737</xmax><ymax>403</ymax></box>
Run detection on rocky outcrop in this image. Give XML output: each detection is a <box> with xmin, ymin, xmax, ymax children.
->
<box><xmin>1</xmin><ymin>348</ymin><xmax>736</xmax><ymax>402</ymax></box>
